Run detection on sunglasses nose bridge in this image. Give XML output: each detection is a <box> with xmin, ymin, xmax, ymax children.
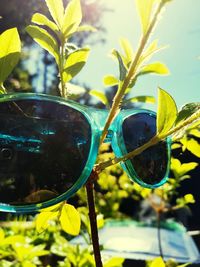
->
<box><xmin>103</xmin><ymin>130</ymin><xmax>114</xmax><ymax>143</ymax></box>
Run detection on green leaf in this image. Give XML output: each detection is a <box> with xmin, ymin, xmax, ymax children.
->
<box><xmin>189</xmin><ymin>128</ymin><xmax>200</xmax><ymax>138</ymax></box>
<box><xmin>31</xmin><ymin>13</ymin><xmax>59</xmax><ymax>32</ymax></box>
<box><xmin>104</xmin><ymin>257</ymin><xmax>124</xmax><ymax>267</ymax></box>
<box><xmin>89</xmin><ymin>89</ymin><xmax>109</xmax><ymax>108</ymax></box>
<box><xmin>157</xmin><ymin>88</ymin><xmax>178</xmax><ymax>136</ymax></box>
<box><xmin>171</xmin><ymin>158</ymin><xmax>198</xmax><ymax>178</ymax></box>
<box><xmin>103</xmin><ymin>75</ymin><xmax>119</xmax><ymax>87</ymax></box>
<box><xmin>0</xmin><ymin>28</ymin><xmax>21</xmax><ymax>84</ymax></box>
<box><xmin>186</xmin><ymin>139</ymin><xmax>200</xmax><ymax>158</ymax></box>
<box><xmin>40</xmin><ymin>202</ymin><xmax>63</xmax><ymax>212</ymax></box>
<box><xmin>45</xmin><ymin>0</ymin><xmax>64</xmax><ymax>29</ymax></box>
<box><xmin>150</xmin><ymin>257</ymin><xmax>165</xmax><ymax>267</ymax></box>
<box><xmin>77</xmin><ymin>24</ymin><xmax>97</xmax><ymax>33</ymax></box>
<box><xmin>112</xmin><ymin>49</ymin><xmax>127</xmax><ymax>81</ymax></box>
<box><xmin>0</xmin><ymin>228</ymin><xmax>4</xmax><ymax>241</ymax></box>
<box><xmin>0</xmin><ymin>84</ymin><xmax>6</xmax><ymax>94</ymax></box>
<box><xmin>171</xmin><ymin>143</ymin><xmax>181</xmax><ymax>150</ymax></box>
<box><xmin>35</xmin><ymin>211</ymin><xmax>59</xmax><ymax>233</ymax></box>
<box><xmin>175</xmin><ymin>103</ymin><xmax>200</xmax><ymax>125</ymax></box>
<box><xmin>139</xmin><ymin>62</ymin><xmax>170</xmax><ymax>76</ymax></box>
<box><xmin>59</xmin><ymin>203</ymin><xmax>81</xmax><ymax>236</ymax></box>
<box><xmin>63</xmin><ymin>0</ymin><xmax>82</xmax><ymax>38</ymax></box>
<box><xmin>28</xmin><ymin>244</ymin><xmax>49</xmax><ymax>258</ymax></box>
<box><xmin>97</xmin><ymin>214</ymin><xmax>104</xmax><ymax>229</ymax></box>
<box><xmin>2</xmin><ymin>235</ymin><xmax>25</xmax><ymax>245</ymax></box>
<box><xmin>65</xmin><ymin>83</ymin><xmax>86</xmax><ymax>99</ymax></box>
<box><xmin>26</xmin><ymin>25</ymin><xmax>59</xmax><ymax>64</ymax></box>
<box><xmin>124</xmin><ymin>95</ymin><xmax>156</xmax><ymax>104</ymax></box>
<box><xmin>135</xmin><ymin>0</ymin><xmax>157</xmax><ymax>34</ymax></box>
<box><xmin>184</xmin><ymin>194</ymin><xmax>195</xmax><ymax>204</ymax></box>
<box><xmin>63</xmin><ymin>47</ymin><xmax>90</xmax><ymax>82</ymax></box>
<box><xmin>139</xmin><ymin>40</ymin><xmax>167</xmax><ymax>65</ymax></box>
<box><xmin>119</xmin><ymin>38</ymin><xmax>134</xmax><ymax>64</ymax></box>
<box><xmin>177</xmin><ymin>263</ymin><xmax>190</xmax><ymax>267</ymax></box>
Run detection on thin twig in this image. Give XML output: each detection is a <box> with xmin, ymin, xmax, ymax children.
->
<box><xmin>86</xmin><ymin>171</ymin><xmax>103</xmax><ymax>267</ymax></box>
<box><xmin>157</xmin><ymin>211</ymin><xmax>164</xmax><ymax>259</ymax></box>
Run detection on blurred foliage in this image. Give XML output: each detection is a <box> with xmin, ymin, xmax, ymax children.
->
<box><xmin>0</xmin><ymin>0</ymin><xmax>106</xmax><ymax>44</ymax></box>
<box><xmin>146</xmin><ymin>257</ymin><xmax>190</xmax><ymax>267</ymax></box>
<box><xmin>0</xmin><ymin>0</ymin><xmax>106</xmax><ymax>93</ymax></box>
<box><xmin>0</xmin><ymin>220</ymin><xmax>124</xmax><ymax>267</ymax></box>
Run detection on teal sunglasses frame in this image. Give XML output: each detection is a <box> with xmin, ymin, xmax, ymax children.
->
<box><xmin>0</xmin><ymin>93</ymin><xmax>171</xmax><ymax>213</ymax></box>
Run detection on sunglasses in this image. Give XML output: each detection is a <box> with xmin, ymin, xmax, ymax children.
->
<box><xmin>0</xmin><ymin>93</ymin><xmax>171</xmax><ymax>213</ymax></box>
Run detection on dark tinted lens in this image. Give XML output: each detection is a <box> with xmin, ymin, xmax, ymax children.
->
<box><xmin>122</xmin><ymin>113</ymin><xmax>169</xmax><ymax>185</ymax></box>
<box><xmin>0</xmin><ymin>99</ymin><xmax>91</xmax><ymax>205</ymax></box>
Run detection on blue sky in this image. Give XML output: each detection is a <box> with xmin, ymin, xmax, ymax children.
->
<box><xmin>77</xmin><ymin>0</ymin><xmax>200</xmax><ymax>109</ymax></box>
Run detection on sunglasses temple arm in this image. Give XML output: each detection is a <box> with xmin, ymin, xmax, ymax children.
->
<box><xmin>86</xmin><ymin>170</ymin><xmax>103</xmax><ymax>267</ymax></box>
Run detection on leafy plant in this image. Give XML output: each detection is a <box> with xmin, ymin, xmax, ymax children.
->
<box><xmin>0</xmin><ymin>28</ymin><xmax>21</xmax><ymax>93</ymax></box>
<box><xmin>0</xmin><ymin>0</ymin><xmax>200</xmax><ymax>266</ymax></box>
<box><xmin>26</xmin><ymin>0</ymin><xmax>95</xmax><ymax>98</ymax></box>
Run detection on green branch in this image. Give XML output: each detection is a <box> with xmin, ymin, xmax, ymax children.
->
<box><xmin>100</xmin><ymin>1</ymin><xmax>165</xmax><ymax>145</ymax></box>
<box><xmin>97</xmin><ymin>109</ymin><xmax>200</xmax><ymax>172</ymax></box>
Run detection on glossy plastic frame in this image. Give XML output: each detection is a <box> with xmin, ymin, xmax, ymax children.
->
<box><xmin>0</xmin><ymin>93</ymin><xmax>171</xmax><ymax>213</ymax></box>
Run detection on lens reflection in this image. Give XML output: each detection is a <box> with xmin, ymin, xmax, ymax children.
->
<box><xmin>122</xmin><ymin>113</ymin><xmax>169</xmax><ymax>185</ymax></box>
<box><xmin>0</xmin><ymin>99</ymin><xmax>91</xmax><ymax>205</ymax></box>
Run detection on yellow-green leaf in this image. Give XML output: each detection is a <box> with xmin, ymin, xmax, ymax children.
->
<box><xmin>119</xmin><ymin>38</ymin><xmax>134</xmax><ymax>64</ymax></box>
<box><xmin>186</xmin><ymin>139</ymin><xmax>200</xmax><ymax>158</ymax></box>
<box><xmin>0</xmin><ymin>228</ymin><xmax>4</xmax><ymax>241</ymax></box>
<box><xmin>31</xmin><ymin>13</ymin><xmax>59</xmax><ymax>32</ymax></box>
<box><xmin>171</xmin><ymin>143</ymin><xmax>181</xmax><ymax>150</ymax></box>
<box><xmin>97</xmin><ymin>214</ymin><xmax>104</xmax><ymax>229</ymax></box>
<box><xmin>35</xmin><ymin>211</ymin><xmax>59</xmax><ymax>233</ymax></box>
<box><xmin>139</xmin><ymin>40</ymin><xmax>167</xmax><ymax>65</ymax></box>
<box><xmin>124</xmin><ymin>95</ymin><xmax>156</xmax><ymax>104</ymax></box>
<box><xmin>65</xmin><ymin>83</ymin><xmax>86</xmax><ymax>97</ymax></box>
<box><xmin>40</xmin><ymin>202</ymin><xmax>63</xmax><ymax>213</ymax></box>
<box><xmin>26</xmin><ymin>25</ymin><xmax>59</xmax><ymax>64</ymax></box>
<box><xmin>104</xmin><ymin>257</ymin><xmax>124</xmax><ymax>267</ymax></box>
<box><xmin>150</xmin><ymin>257</ymin><xmax>165</xmax><ymax>267</ymax></box>
<box><xmin>89</xmin><ymin>89</ymin><xmax>109</xmax><ymax>108</ymax></box>
<box><xmin>135</xmin><ymin>0</ymin><xmax>157</xmax><ymax>34</ymax></box>
<box><xmin>157</xmin><ymin>88</ymin><xmax>178</xmax><ymax>136</ymax></box>
<box><xmin>103</xmin><ymin>75</ymin><xmax>119</xmax><ymax>87</ymax></box>
<box><xmin>63</xmin><ymin>47</ymin><xmax>90</xmax><ymax>82</ymax></box>
<box><xmin>45</xmin><ymin>0</ymin><xmax>64</xmax><ymax>29</ymax></box>
<box><xmin>184</xmin><ymin>194</ymin><xmax>195</xmax><ymax>204</ymax></box>
<box><xmin>175</xmin><ymin>102</ymin><xmax>200</xmax><ymax>125</ymax></box>
<box><xmin>2</xmin><ymin>235</ymin><xmax>25</xmax><ymax>246</ymax></box>
<box><xmin>59</xmin><ymin>203</ymin><xmax>81</xmax><ymax>236</ymax></box>
<box><xmin>189</xmin><ymin>128</ymin><xmax>200</xmax><ymax>138</ymax></box>
<box><xmin>171</xmin><ymin>158</ymin><xmax>198</xmax><ymax>178</ymax></box>
<box><xmin>63</xmin><ymin>0</ymin><xmax>82</xmax><ymax>38</ymax></box>
<box><xmin>0</xmin><ymin>28</ymin><xmax>21</xmax><ymax>83</ymax></box>
<box><xmin>112</xmin><ymin>49</ymin><xmax>127</xmax><ymax>81</ymax></box>
<box><xmin>140</xmin><ymin>62</ymin><xmax>170</xmax><ymax>76</ymax></box>
<box><xmin>77</xmin><ymin>24</ymin><xmax>97</xmax><ymax>33</ymax></box>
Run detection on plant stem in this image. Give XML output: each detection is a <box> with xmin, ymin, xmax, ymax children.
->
<box><xmin>97</xmin><ymin>109</ymin><xmax>200</xmax><ymax>171</ymax></box>
<box><xmin>86</xmin><ymin>171</ymin><xmax>103</xmax><ymax>267</ymax></box>
<box><xmin>97</xmin><ymin>135</ymin><xmax>159</xmax><ymax>171</ymax></box>
<box><xmin>157</xmin><ymin>211</ymin><xmax>164</xmax><ymax>259</ymax></box>
<box><xmin>59</xmin><ymin>38</ymin><xmax>66</xmax><ymax>98</ymax></box>
<box><xmin>100</xmin><ymin>1</ymin><xmax>165</xmax><ymax>145</ymax></box>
